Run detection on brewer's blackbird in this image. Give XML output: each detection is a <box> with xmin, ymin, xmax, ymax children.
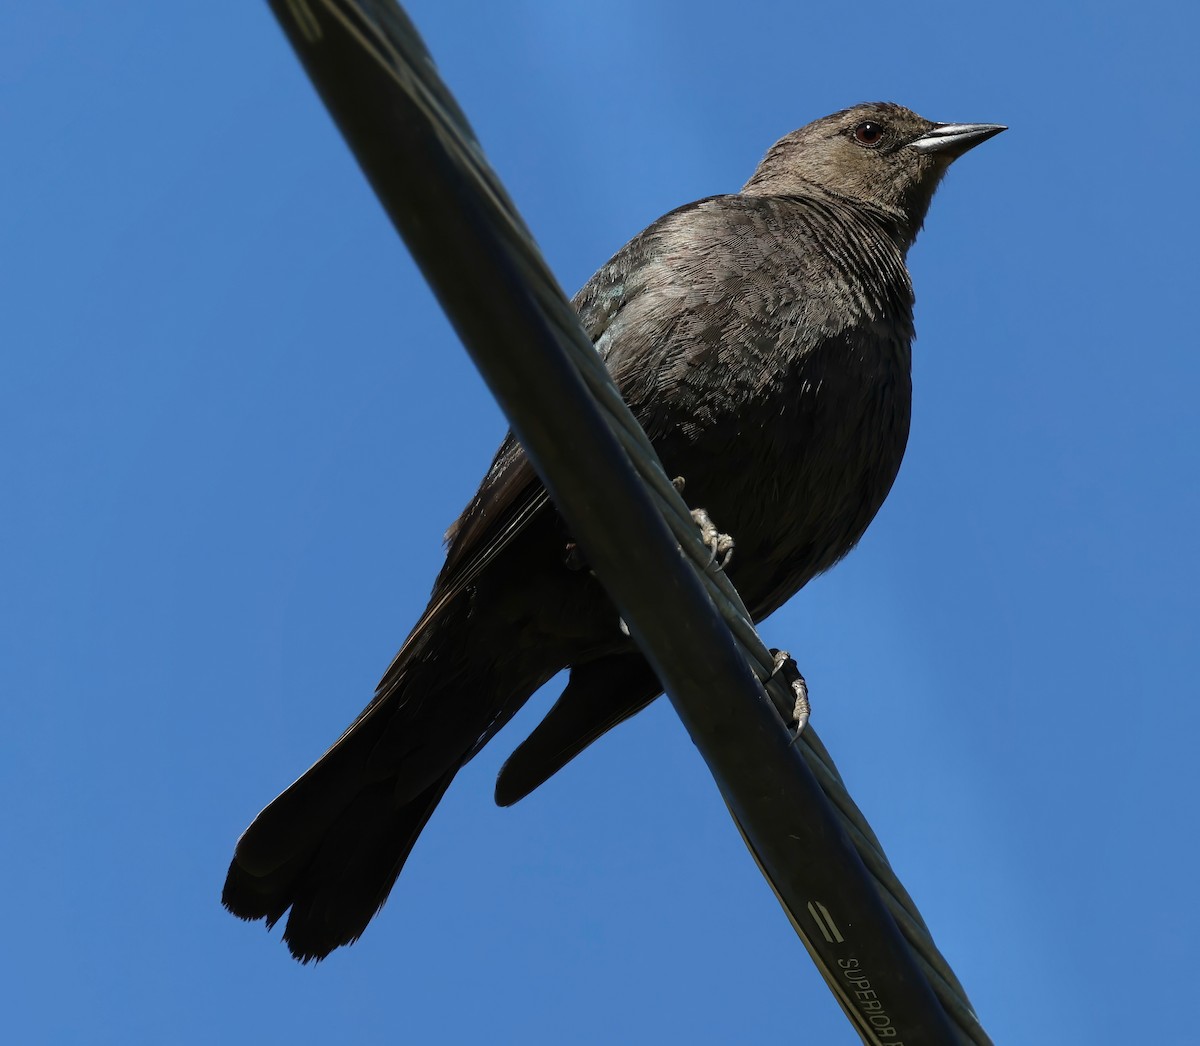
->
<box><xmin>223</xmin><ymin>102</ymin><xmax>1004</xmax><ymax>961</ymax></box>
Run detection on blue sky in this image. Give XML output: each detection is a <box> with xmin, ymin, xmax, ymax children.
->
<box><xmin>3</xmin><ymin>2</ymin><xmax>1197</xmax><ymax>1043</ymax></box>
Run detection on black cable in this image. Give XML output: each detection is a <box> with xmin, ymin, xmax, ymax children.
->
<box><xmin>263</xmin><ymin>2</ymin><xmax>989</xmax><ymax>1041</ymax></box>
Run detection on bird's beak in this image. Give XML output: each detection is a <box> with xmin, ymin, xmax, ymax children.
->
<box><xmin>910</xmin><ymin>122</ymin><xmax>1006</xmax><ymax>157</ymax></box>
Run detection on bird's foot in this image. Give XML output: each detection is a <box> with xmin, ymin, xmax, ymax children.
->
<box><xmin>689</xmin><ymin>507</ymin><xmax>735</xmax><ymax>569</ymax></box>
<box><xmin>769</xmin><ymin>649</ymin><xmax>810</xmax><ymax>739</ymax></box>
<box><xmin>672</xmin><ymin>476</ymin><xmax>735</xmax><ymax>568</ymax></box>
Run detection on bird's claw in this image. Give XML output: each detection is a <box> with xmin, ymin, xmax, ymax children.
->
<box><xmin>690</xmin><ymin>507</ymin><xmax>735</xmax><ymax>569</ymax></box>
<box><xmin>770</xmin><ymin>649</ymin><xmax>810</xmax><ymax>740</ymax></box>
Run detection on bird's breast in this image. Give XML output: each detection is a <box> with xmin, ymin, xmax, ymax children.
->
<box><xmin>670</xmin><ymin>320</ymin><xmax>912</xmax><ymax>620</ymax></box>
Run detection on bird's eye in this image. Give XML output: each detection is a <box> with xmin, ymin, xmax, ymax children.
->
<box><xmin>852</xmin><ymin>121</ymin><xmax>885</xmax><ymax>147</ymax></box>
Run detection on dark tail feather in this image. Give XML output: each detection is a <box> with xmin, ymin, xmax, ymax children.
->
<box><xmin>494</xmin><ymin>653</ymin><xmax>662</xmax><ymax>807</ymax></box>
<box><xmin>247</xmin><ymin>771</ymin><xmax>453</xmax><ymax>962</ymax></box>
<box><xmin>223</xmin><ymin>705</ymin><xmax>388</xmax><ymax>921</ymax></box>
<box><xmin>222</xmin><ymin>680</ymin><xmax>464</xmax><ymax>961</ymax></box>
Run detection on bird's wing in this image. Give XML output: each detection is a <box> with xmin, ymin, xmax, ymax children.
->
<box><xmin>426</xmin><ymin>200</ymin><xmax>755</xmax><ymax>589</ymax></box>
<box><xmin>492</xmin><ymin>196</ymin><xmax>850</xmax><ymax>801</ymax></box>
<box><xmin>380</xmin><ymin>195</ymin><xmax>810</xmax><ymax>694</ymax></box>
<box><xmin>370</xmin><ymin>211</ymin><xmax>677</xmax><ymax>696</ymax></box>
<box><xmin>494</xmin><ymin>651</ymin><xmax>663</xmax><ymax>806</ymax></box>
<box><xmin>431</xmin><ymin>198</ymin><xmax>696</xmax><ymax>593</ymax></box>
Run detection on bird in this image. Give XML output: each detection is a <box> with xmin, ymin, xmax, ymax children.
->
<box><xmin>222</xmin><ymin>102</ymin><xmax>1004</xmax><ymax>961</ymax></box>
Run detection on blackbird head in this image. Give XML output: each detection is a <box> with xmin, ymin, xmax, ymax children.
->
<box><xmin>743</xmin><ymin>102</ymin><xmax>1005</xmax><ymax>249</ymax></box>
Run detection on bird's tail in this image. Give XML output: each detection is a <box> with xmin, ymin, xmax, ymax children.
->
<box><xmin>222</xmin><ymin>603</ymin><xmax>502</xmax><ymax>962</ymax></box>
<box><xmin>221</xmin><ymin>697</ymin><xmax>460</xmax><ymax>961</ymax></box>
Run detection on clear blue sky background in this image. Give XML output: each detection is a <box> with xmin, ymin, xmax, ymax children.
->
<box><xmin>3</xmin><ymin>3</ymin><xmax>1197</xmax><ymax>1043</ymax></box>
